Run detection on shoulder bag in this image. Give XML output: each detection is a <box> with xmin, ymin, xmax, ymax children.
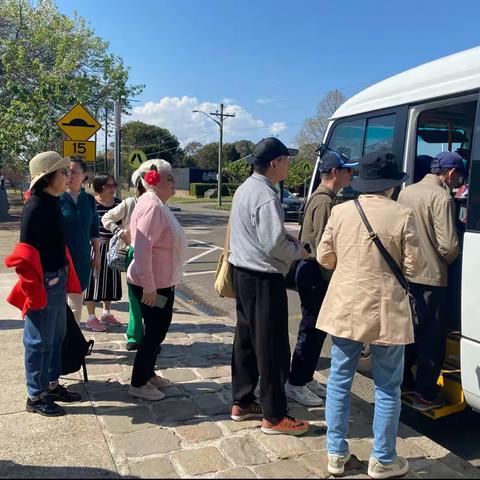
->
<box><xmin>214</xmin><ymin>212</ymin><xmax>236</xmax><ymax>298</ymax></box>
<box><xmin>354</xmin><ymin>198</ymin><xmax>419</xmax><ymax>327</ymax></box>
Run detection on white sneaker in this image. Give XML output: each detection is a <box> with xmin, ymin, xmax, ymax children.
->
<box><xmin>368</xmin><ymin>456</ymin><xmax>409</xmax><ymax>479</ymax></box>
<box><xmin>285</xmin><ymin>381</ymin><xmax>323</xmax><ymax>406</ymax></box>
<box><xmin>306</xmin><ymin>379</ymin><xmax>327</xmax><ymax>398</ymax></box>
<box><xmin>328</xmin><ymin>451</ymin><xmax>351</xmax><ymax>476</ymax></box>
<box><xmin>129</xmin><ymin>383</ymin><xmax>165</xmax><ymax>401</ymax></box>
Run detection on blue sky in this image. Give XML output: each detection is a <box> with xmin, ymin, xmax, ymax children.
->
<box><xmin>57</xmin><ymin>0</ymin><xmax>480</xmax><ymax>148</ymax></box>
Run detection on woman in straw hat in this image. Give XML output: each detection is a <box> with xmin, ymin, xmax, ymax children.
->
<box><xmin>5</xmin><ymin>151</ymin><xmax>83</xmax><ymax>417</ymax></box>
<box><xmin>316</xmin><ymin>152</ymin><xmax>419</xmax><ymax>478</ymax></box>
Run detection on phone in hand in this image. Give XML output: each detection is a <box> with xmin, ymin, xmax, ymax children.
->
<box><xmin>155</xmin><ymin>294</ymin><xmax>168</xmax><ymax>309</ymax></box>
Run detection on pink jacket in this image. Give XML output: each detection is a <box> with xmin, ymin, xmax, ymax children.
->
<box><xmin>127</xmin><ymin>191</ymin><xmax>188</xmax><ymax>291</ymax></box>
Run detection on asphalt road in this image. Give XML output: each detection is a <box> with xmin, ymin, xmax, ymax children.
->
<box><xmin>173</xmin><ymin>201</ymin><xmax>480</xmax><ymax>469</ymax></box>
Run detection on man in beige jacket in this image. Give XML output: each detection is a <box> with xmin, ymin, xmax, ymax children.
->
<box><xmin>317</xmin><ymin>152</ymin><xmax>419</xmax><ymax>478</ymax></box>
<box><xmin>397</xmin><ymin>151</ymin><xmax>463</xmax><ymax>411</ymax></box>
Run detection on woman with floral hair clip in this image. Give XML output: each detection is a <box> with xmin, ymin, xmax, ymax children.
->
<box><xmin>127</xmin><ymin>160</ymin><xmax>188</xmax><ymax>401</ymax></box>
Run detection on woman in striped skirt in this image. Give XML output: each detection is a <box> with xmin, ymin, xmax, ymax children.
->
<box><xmin>84</xmin><ymin>173</ymin><xmax>123</xmax><ymax>332</ymax></box>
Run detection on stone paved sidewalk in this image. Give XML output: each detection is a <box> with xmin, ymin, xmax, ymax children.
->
<box><xmin>41</xmin><ymin>295</ymin><xmax>475</xmax><ymax>479</ymax></box>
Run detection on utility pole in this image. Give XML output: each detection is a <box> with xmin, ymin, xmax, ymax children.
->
<box><xmin>104</xmin><ymin>106</ymin><xmax>108</xmax><ymax>172</ymax></box>
<box><xmin>192</xmin><ymin>103</ymin><xmax>235</xmax><ymax>207</ymax></box>
<box><xmin>114</xmin><ymin>101</ymin><xmax>122</xmax><ymax>198</ymax></box>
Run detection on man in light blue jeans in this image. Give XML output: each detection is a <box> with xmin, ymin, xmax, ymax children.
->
<box><xmin>315</xmin><ymin>153</ymin><xmax>419</xmax><ymax>478</ymax></box>
<box><xmin>327</xmin><ymin>337</ymin><xmax>404</xmax><ymax>463</ymax></box>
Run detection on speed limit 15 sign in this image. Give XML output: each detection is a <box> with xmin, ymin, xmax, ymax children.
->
<box><xmin>63</xmin><ymin>140</ymin><xmax>96</xmax><ymax>162</ymax></box>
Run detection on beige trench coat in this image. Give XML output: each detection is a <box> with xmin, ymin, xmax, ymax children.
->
<box><xmin>316</xmin><ymin>194</ymin><xmax>419</xmax><ymax>345</ymax></box>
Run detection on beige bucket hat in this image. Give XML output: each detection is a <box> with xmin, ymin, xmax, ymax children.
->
<box><xmin>29</xmin><ymin>151</ymin><xmax>70</xmax><ymax>189</ymax></box>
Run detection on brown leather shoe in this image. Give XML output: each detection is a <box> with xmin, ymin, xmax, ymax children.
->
<box><xmin>261</xmin><ymin>415</ymin><xmax>309</xmax><ymax>435</ymax></box>
<box><xmin>231</xmin><ymin>402</ymin><xmax>263</xmax><ymax>421</ymax></box>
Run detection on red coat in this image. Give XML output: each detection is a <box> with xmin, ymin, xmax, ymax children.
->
<box><xmin>4</xmin><ymin>243</ymin><xmax>81</xmax><ymax>318</ymax></box>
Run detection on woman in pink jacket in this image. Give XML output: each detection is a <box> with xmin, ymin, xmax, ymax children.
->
<box><xmin>127</xmin><ymin>159</ymin><xmax>188</xmax><ymax>401</ymax></box>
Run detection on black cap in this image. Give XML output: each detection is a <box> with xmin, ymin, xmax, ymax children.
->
<box><xmin>351</xmin><ymin>152</ymin><xmax>409</xmax><ymax>193</ymax></box>
<box><xmin>319</xmin><ymin>151</ymin><xmax>359</xmax><ymax>173</ymax></box>
<box><xmin>249</xmin><ymin>137</ymin><xmax>298</xmax><ymax>166</ymax></box>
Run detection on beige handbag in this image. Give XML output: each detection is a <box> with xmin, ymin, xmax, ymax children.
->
<box><xmin>214</xmin><ymin>214</ymin><xmax>236</xmax><ymax>298</ymax></box>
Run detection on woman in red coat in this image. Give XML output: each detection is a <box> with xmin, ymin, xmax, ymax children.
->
<box><xmin>6</xmin><ymin>151</ymin><xmax>82</xmax><ymax>417</ymax></box>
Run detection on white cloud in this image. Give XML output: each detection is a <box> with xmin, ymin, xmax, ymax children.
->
<box><xmin>270</xmin><ymin>122</ymin><xmax>287</xmax><ymax>134</ymax></box>
<box><xmin>130</xmin><ymin>96</ymin><xmax>286</xmax><ymax>146</ymax></box>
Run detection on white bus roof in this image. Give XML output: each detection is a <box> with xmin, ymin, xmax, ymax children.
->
<box><xmin>332</xmin><ymin>46</ymin><xmax>480</xmax><ymax>120</ymax></box>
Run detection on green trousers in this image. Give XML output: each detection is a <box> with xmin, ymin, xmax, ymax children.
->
<box><xmin>126</xmin><ymin>246</ymin><xmax>143</xmax><ymax>344</ymax></box>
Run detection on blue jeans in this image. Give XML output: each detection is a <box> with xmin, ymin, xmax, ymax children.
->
<box><xmin>23</xmin><ymin>269</ymin><xmax>67</xmax><ymax>400</ymax></box>
<box><xmin>326</xmin><ymin>336</ymin><xmax>405</xmax><ymax>463</ymax></box>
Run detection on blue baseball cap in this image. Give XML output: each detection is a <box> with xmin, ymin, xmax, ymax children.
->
<box><xmin>319</xmin><ymin>151</ymin><xmax>359</xmax><ymax>173</ymax></box>
<box><xmin>432</xmin><ymin>151</ymin><xmax>465</xmax><ymax>173</ymax></box>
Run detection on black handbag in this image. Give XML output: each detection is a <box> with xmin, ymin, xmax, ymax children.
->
<box><xmin>354</xmin><ymin>198</ymin><xmax>420</xmax><ymax>327</ymax></box>
<box><xmin>62</xmin><ymin>305</ymin><xmax>94</xmax><ymax>381</ymax></box>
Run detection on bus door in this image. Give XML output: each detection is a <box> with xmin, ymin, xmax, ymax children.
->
<box><xmin>461</xmin><ymin>96</ymin><xmax>480</xmax><ymax>414</ymax></box>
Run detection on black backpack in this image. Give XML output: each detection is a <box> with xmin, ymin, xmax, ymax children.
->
<box><xmin>62</xmin><ymin>305</ymin><xmax>94</xmax><ymax>382</ymax></box>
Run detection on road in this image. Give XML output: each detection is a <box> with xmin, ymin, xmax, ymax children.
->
<box><xmin>173</xmin><ymin>201</ymin><xmax>480</xmax><ymax>469</ymax></box>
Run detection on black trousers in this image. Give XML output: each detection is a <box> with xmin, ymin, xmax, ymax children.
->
<box><xmin>129</xmin><ymin>284</ymin><xmax>175</xmax><ymax>387</ymax></box>
<box><xmin>289</xmin><ymin>260</ymin><xmax>328</xmax><ymax>386</ymax></box>
<box><xmin>404</xmin><ymin>283</ymin><xmax>447</xmax><ymax>400</ymax></box>
<box><xmin>231</xmin><ymin>265</ymin><xmax>290</xmax><ymax>424</ymax></box>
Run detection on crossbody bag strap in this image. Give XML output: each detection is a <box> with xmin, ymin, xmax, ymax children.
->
<box><xmin>354</xmin><ymin>198</ymin><xmax>409</xmax><ymax>294</ymax></box>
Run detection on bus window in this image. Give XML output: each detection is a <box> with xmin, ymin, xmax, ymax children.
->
<box><xmin>415</xmin><ymin>101</ymin><xmax>477</xmax><ymax>182</ymax></box>
<box><xmin>467</xmin><ymin>160</ymin><xmax>480</xmax><ymax>232</ymax></box>
<box><xmin>328</xmin><ymin>118</ymin><xmax>365</xmax><ymax>160</ymax></box>
<box><xmin>363</xmin><ymin>114</ymin><xmax>396</xmax><ymax>155</ymax></box>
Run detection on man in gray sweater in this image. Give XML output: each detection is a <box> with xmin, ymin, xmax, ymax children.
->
<box><xmin>229</xmin><ymin>137</ymin><xmax>309</xmax><ymax>436</ymax></box>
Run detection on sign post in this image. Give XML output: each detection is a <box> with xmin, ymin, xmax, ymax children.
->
<box><xmin>128</xmin><ymin>149</ymin><xmax>147</xmax><ymax>169</ymax></box>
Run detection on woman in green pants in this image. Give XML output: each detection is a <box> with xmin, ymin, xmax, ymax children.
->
<box><xmin>102</xmin><ymin>169</ymin><xmax>145</xmax><ymax>350</ymax></box>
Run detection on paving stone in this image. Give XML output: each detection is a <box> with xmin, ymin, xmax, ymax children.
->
<box><xmin>222</xmin><ymin>419</ymin><xmax>262</xmax><ymax>432</ymax></box>
<box><xmin>128</xmin><ymin>456</ymin><xmax>179</xmax><ymax>478</ymax></box>
<box><xmin>173</xmin><ymin>447</ymin><xmax>229</xmax><ymax>476</ymax></box>
<box><xmin>160</xmin><ymin>344</ymin><xmax>186</xmax><ymax>358</ymax></box>
<box><xmin>252</xmin><ymin>430</ymin><xmax>309</xmax><ymax>459</ymax></box>
<box><xmin>162</xmin><ymin>386</ymin><xmax>186</xmax><ymax>398</ymax></box>
<box><xmin>165</xmin><ymin>337</ymin><xmax>193</xmax><ymax>346</ymax></box>
<box><xmin>111</xmin><ymin>427</ymin><xmax>180</xmax><ymax>457</ymax></box>
<box><xmin>182</xmin><ymin>381</ymin><xmax>223</xmax><ymax>395</ymax></box>
<box><xmin>175</xmin><ymin>423</ymin><xmax>222</xmax><ymax>443</ymax></box>
<box><xmin>190</xmin><ymin>343</ymin><xmax>224</xmax><ymax>357</ymax></box>
<box><xmin>196</xmin><ymin>365</ymin><xmax>231</xmax><ymax>379</ymax></box>
<box><xmin>160</xmin><ymin>368</ymin><xmax>198</xmax><ymax>383</ymax></box>
<box><xmin>410</xmin><ymin>458</ymin><xmax>465</xmax><ymax>478</ymax></box>
<box><xmin>165</xmin><ymin>332</ymin><xmax>189</xmax><ymax>339</ymax></box>
<box><xmin>178</xmin><ymin>355</ymin><xmax>213</xmax><ymax>368</ymax></box>
<box><xmin>156</xmin><ymin>356</ymin><xmax>183</xmax><ymax>369</ymax></box>
<box><xmin>99</xmin><ymin>406</ymin><xmax>157</xmax><ymax>434</ymax></box>
<box><xmin>215</xmin><ymin>467</ymin><xmax>257</xmax><ymax>478</ymax></box>
<box><xmin>217</xmin><ymin>388</ymin><xmax>232</xmax><ymax>405</ymax></box>
<box><xmin>85</xmin><ymin>361</ymin><xmax>123</xmax><ymax>376</ymax></box>
<box><xmin>192</xmin><ymin>393</ymin><xmax>230</xmax><ymax>415</ymax></box>
<box><xmin>152</xmin><ymin>398</ymin><xmax>201</xmax><ymax>425</ymax></box>
<box><xmin>91</xmin><ymin>387</ymin><xmax>142</xmax><ymax>411</ymax></box>
<box><xmin>298</xmin><ymin>451</ymin><xmax>329</xmax><ymax>476</ymax></box>
<box><xmin>254</xmin><ymin>459</ymin><xmax>310</xmax><ymax>478</ymax></box>
<box><xmin>299</xmin><ymin>425</ymin><xmax>328</xmax><ymax>451</ymax></box>
<box><xmin>287</xmin><ymin>405</ymin><xmax>325</xmax><ymax>422</ymax></box>
<box><xmin>84</xmin><ymin>377</ymin><xmax>126</xmax><ymax>394</ymax></box>
<box><xmin>221</xmin><ymin>436</ymin><xmax>270</xmax><ymax>466</ymax></box>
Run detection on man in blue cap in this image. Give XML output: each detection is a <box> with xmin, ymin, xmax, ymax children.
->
<box><xmin>285</xmin><ymin>151</ymin><xmax>358</xmax><ymax>407</ymax></box>
<box><xmin>398</xmin><ymin>151</ymin><xmax>463</xmax><ymax>411</ymax></box>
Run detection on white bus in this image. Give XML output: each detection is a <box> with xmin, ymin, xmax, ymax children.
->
<box><xmin>308</xmin><ymin>46</ymin><xmax>480</xmax><ymax>418</ymax></box>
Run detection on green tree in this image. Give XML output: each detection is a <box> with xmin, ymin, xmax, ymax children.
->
<box><xmin>0</xmin><ymin>0</ymin><xmax>143</xmax><ymax>171</ymax></box>
<box><xmin>194</xmin><ymin>142</ymin><xmax>240</xmax><ymax>170</ymax></box>
<box><xmin>180</xmin><ymin>141</ymin><xmax>203</xmax><ymax>167</ymax></box>
<box><xmin>296</xmin><ymin>90</ymin><xmax>345</xmax><ymax>163</ymax></box>
<box><xmin>223</xmin><ymin>158</ymin><xmax>251</xmax><ymax>184</ymax></box>
<box><xmin>285</xmin><ymin>159</ymin><xmax>314</xmax><ymax>194</ymax></box>
<box><xmin>232</xmin><ymin>140</ymin><xmax>255</xmax><ymax>159</ymax></box>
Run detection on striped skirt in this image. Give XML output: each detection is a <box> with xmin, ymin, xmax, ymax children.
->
<box><xmin>84</xmin><ymin>240</ymin><xmax>122</xmax><ymax>302</ymax></box>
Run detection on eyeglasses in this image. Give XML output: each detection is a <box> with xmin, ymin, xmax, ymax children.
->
<box><xmin>60</xmin><ymin>168</ymin><xmax>70</xmax><ymax>176</ymax></box>
<box><xmin>104</xmin><ymin>182</ymin><xmax>117</xmax><ymax>189</ymax></box>
<box><xmin>166</xmin><ymin>174</ymin><xmax>175</xmax><ymax>182</ymax></box>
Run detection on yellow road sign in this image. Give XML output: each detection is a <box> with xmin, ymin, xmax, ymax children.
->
<box><xmin>57</xmin><ymin>103</ymin><xmax>101</xmax><ymax>140</ymax></box>
<box><xmin>63</xmin><ymin>140</ymin><xmax>96</xmax><ymax>163</ymax></box>
<box><xmin>128</xmin><ymin>149</ymin><xmax>147</xmax><ymax>169</ymax></box>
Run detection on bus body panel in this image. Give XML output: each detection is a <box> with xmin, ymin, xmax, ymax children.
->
<box><xmin>460</xmin><ymin>337</ymin><xmax>480</xmax><ymax>413</ymax></box>
<box><xmin>462</xmin><ymin>234</ymin><xmax>480</xmax><ymax>342</ymax></box>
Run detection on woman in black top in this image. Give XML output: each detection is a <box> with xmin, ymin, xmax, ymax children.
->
<box><xmin>20</xmin><ymin>151</ymin><xmax>82</xmax><ymax>417</ymax></box>
<box><xmin>84</xmin><ymin>173</ymin><xmax>123</xmax><ymax>332</ymax></box>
